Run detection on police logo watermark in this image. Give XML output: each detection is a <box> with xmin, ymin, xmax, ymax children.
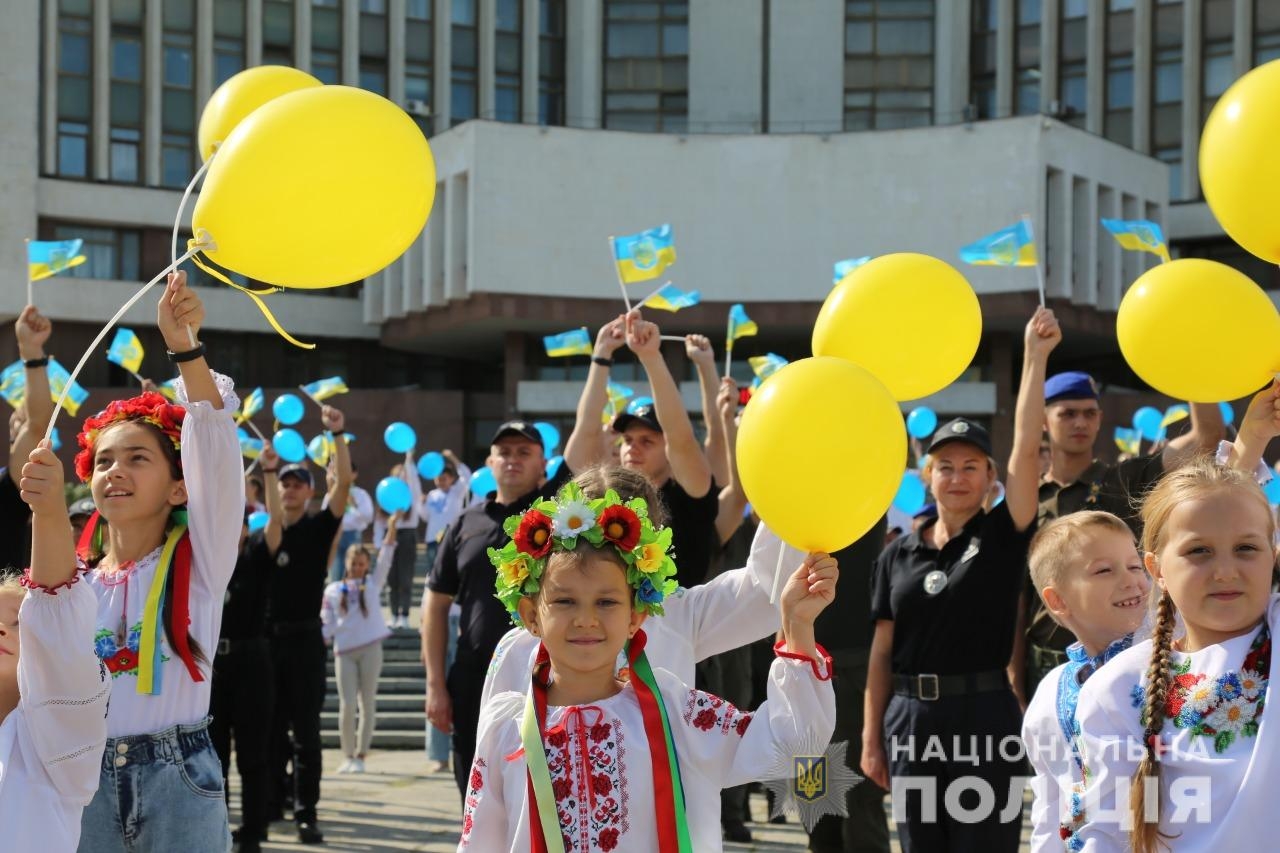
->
<box><xmin>761</xmin><ymin>738</ymin><xmax>861</xmax><ymax>832</ymax></box>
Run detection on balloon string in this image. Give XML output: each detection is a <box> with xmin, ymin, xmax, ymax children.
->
<box><xmin>44</xmin><ymin>245</ymin><xmax>203</xmax><ymax>444</ymax></box>
<box><xmin>170</xmin><ymin>156</ymin><xmax>215</xmax><ymax>349</ymax></box>
<box><xmin>769</xmin><ymin>535</ymin><xmax>788</xmax><ymax>605</ymax></box>
<box><xmin>188</xmin><ymin>252</ymin><xmax>315</xmax><ymax>350</ymax></box>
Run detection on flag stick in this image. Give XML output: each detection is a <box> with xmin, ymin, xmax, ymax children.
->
<box><xmin>241</xmin><ymin>418</ymin><xmax>267</xmax><ymax>442</ymax></box>
<box><xmin>658</xmin><ymin>335</ymin><xmax>686</xmax><ymax>342</ymax></box>
<box><xmin>1022</xmin><ymin>215</ymin><xmax>1046</xmax><ymax>307</ymax></box>
<box><xmin>769</xmin><ymin>537</ymin><xmax>789</xmax><ymax>605</ymax></box>
<box><xmin>608</xmin><ymin>237</ymin><xmax>634</xmax><ymax>313</ymax></box>
<box><xmin>298</xmin><ymin>384</ymin><xmax>325</xmax><ymax>409</ymax></box>
<box><xmin>636</xmin><ymin>280</ymin><xmax>671</xmax><ymax>310</ymax></box>
<box><xmin>44</xmin><ymin>245</ymin><xmax>202</xmax><ymax>443</ymax></box>
<box><xmin>724</xmin><ymin>344</ymin><xmax>732</xmax><ymax>379</ymax></box>
<box><xmin>24</xmin><ymin>238</ymin><xmax>32</xmax><ymax>308</ymax></box>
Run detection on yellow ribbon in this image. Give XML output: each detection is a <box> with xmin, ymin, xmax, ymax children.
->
<box><xmin>185</xmin><ymin>239</ymin><xmax>315</xmax><ymax>349</ymax></box>
<box><xmin>137</xmin><ymin>522</ymin><xmax>186</xmax><ymax>694</ymax></box>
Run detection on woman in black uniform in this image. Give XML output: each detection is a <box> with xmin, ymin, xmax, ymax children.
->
<box><xmin>860</xmin><ymin>307</ymin><xmax>1059</xmax><ymax>852</ymax></box>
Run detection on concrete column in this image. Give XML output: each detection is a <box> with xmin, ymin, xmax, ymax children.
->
<box><xmin>689</xmin><ymin>0</ymin><xmax>763</xmax><ymax>133</ymax></box>
<box><xmin>295</xmin><ymin>0</ymin><xmax>312</xmax><ymax>71</ymax></box>
<box><xmin>521</xmin><ymin>0</ymin><xmax>539</xmax><ymax>122</ymax></box>
<box><xmin>1085</xmin><ymin>0</ymin><xmax>1105</xmax><ymax>134</ymax></box>
<box><xmin>995</xmin><ymin>0</ymin><xmax>1014</xmax><ymax>116</ymax></box>
<box><xmin>93</xmin><ymin>0</ymin><xmax>110</xmax><ymax>178</ymax></box>
<box><xmin>425</xmin><ymin>179</ymin><xmax>446</xmax><ymax>306</ymax></box>
<box><xmin>246</xmin><ymin>0</ymin><xmax>263</xmax><ymax>66</ymax></box>
<box><xmin>1234</xmin><ymin>0</ymin><xmax>1253</xmax><ymax>78</ymax></box>
<box><xmin>444</xmin><ymin>172</ymin><xmax>468</xmax><ymax>300</ymax></box>
<box><xmin>935</xmin><ymin>0</ymin><xmax>969</xmax><ymax>124</ymax></box>
<box><xmin>41</xmin><ymin>0</ymin><xmax>58</xmax><ymax>172</ymax></box>
<box><xmin>0</xmin><ymin>0</ymin><xmax>40</xmax><ymax>304</ymax></box>
<box><xmin>434</xmin><ymin>0</ymin><xmax>451</xmax><ymax>132</ymax></box>
<box><xmin>479</xmin><ymin>0</ymin><xmax>495</xmax><ymax>119</ymax></box>
<box><xmin>1132</xmin><ymin>0</ymin><xmax>1152</xmax><ymax>153</ymax></box>
<box><xmin>342</xmin><ymin>0</ymin><xmax>359</xmax><ymax>84</ymax></box>
<box><xmin>767</xmin><ymin>0</ymin><xmax>841</xmax><ymax>133</ymax></box>
<box><xmin>196</xmin><ymin>0</ymin><xmax>214</xmax><ymax>108</ymax></box>
<box><xmin>389</xmin><ymin>0</ymin><xmax>407</xmax><ymax>102</ymax></box>
<box><xmin>1180</xmin><ymin>0</ymin><xmax>1202</xmax><ymax>200</ymax></box>
<box><xmin>1041</xmin><ymin>0</ymin><xmax>1060</xmax><ymax>112</ymax></box>
<box><xmin>566</xmin><ymin>0</ymin><xmax>602</xmax><ymax>129</ymax></box>
<box><xmin>989</xmin><ymin>333</ymin><xmax>1014</xmax><ymax>465</ymax></box>
<box><xmin>144</xmin><ymin>0</ymin><xmax>162</xmax><ymax>186</ymax></box>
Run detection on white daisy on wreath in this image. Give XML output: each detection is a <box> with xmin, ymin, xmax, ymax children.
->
<box><xmin>1240</xmin><ymin>670</ymin><xmax>1265</xmax><ymax>701</ymax></box>
<box><xmin>551</xmin><ymin>498</ymin><xmax>597</xmax><ymax>538</ymax></box>
<box><xmin>1185</xmin><ymin>678</ymin><xmax>1217</xmax><ymax>716</ymax></box>
<box><xmin>1205</xmin><ymin>695</ymin><xmax>1255</xmax><ymax>735</ymax></box>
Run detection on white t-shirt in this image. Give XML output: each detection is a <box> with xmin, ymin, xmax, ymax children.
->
<box><xmin>322</xmin><ymin>542</ymin><xmax>394</xmax><ymax>654</ymax></box>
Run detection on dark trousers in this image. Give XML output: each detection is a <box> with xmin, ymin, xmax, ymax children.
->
<box><xmin>389</xmin><ymin>529</ymin><xmax>418</xmax><ymax>617</ymax></box>
<box><xmin>448</xmin><ymin>650</ymin><xmax>485</xmax><ymax>799</ymax></box>
<box><xmin>883</xmin><ymin>688</ymin><xmax>1026</xmax><ymax>853</ymax></box>
<box><xmin>808</xmin><ymin>654</ymin><xmax>891</xmax><ymax>853</ymax></box>
<box><xmin>269</xmin><ymin>627</ymin><xmax>327</xmax><ymax>825</ymax></box>
<box><xmin>210</xmin><ymin>639</ymin><xmax>275</xmax><ymax>836</ymax></box>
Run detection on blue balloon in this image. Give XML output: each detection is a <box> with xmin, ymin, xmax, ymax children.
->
<box><xmin>546</xmin><ymin>455</ymin><xmax>564</xmax><ymax>480</ymax></box>
<box><xmin>1133</xmin><ymin>406</ymin><xmax>1163</xmax><ymax>442</ymax></box>
<box><xmin>272</xmin><ymin>428</ymin><xmax>306</xmax><ymax>463</ymax></box>
<box><xmin>470</xmin><ymin>467</ymin><xmax>497</xmax><ymax>497</ymax></box>
<box><xmin>1220</xmin><ymin>401</ymin><xmax>1235</xmax><ymax>425</ymax></box>
<box><xmin>49</xmin><ymin>427</ymin><xmax>61</xmax><ymax>452</ymax></box>
<box><xmin>906</xmin><ymin>407</ymin><xmax>938</xmax><ymax>440</ymax></box>
<box><xmin>384</xmin><ymin>421</ymin><xmax>417</xmax><ymax>453</ymax></box>
<box><xmin>892</xmin><ymin>471</ymin><xmax>926</xmax><ymax>515</ymax></box>
<box><xmin>272</xmin><ymin>393</ymin><xmax>304</xmax><ymax>426</ymax></box>
<box><xmin>246</xmin><ymin>511</ymin><xmax>269</xmax><ymax>533</ymax></box>
<box><xmin>376</xmin><ymin>477</ymin><xmax>413</xmax><ymax>513</ymax></box>
<box><xmin>1265</xmin><ymin>476</ymin><xmax>1280</xmax><ymax>506</ymax></box>
<box><xmin>534</xmin><ymin>422</ymin><xmax>561</xmax><ymax>456</ymax></box>
<box><xmin>417</xmin><ymin>451</ymin><xmax>446</xmax><ymax>479</ymax></box>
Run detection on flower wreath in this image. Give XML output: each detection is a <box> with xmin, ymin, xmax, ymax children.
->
<box><xmin>488</xmin><ymin>482</ymin><xmax>678</xmax><ymax>623</ymax></box>
<box><xmin>75</xmin><ymin>392</ymin><xmax>185</xmax><ymax>483</ymax></box>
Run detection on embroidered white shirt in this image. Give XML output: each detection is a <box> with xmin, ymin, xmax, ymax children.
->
<box><xmin>321</xmin><ymin>542</ymin><xmax>394</xmax><ymax>654</ymax></box>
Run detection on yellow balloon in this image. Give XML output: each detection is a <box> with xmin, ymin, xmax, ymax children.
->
<box><xmin>197</xmin><ymin>66</ymin><xmax>322</xmax><ymax>162</ymax></box>
<box><xmin>1200</xmin><ymin>59</ymin><xmax>1280</xmax><ymax>263</ymax></box>
<box><xmin>192</xmin><ymin>86</ymin><xmax>436</xmax><ymax>288</ymax></box>
<box><xmin>812</xmin><ymin>253</ymin><xmax>981</xmax><ymax>401</ymax></box>
<box><xmin>1116</xmin><ymin>258</ymin><xmax>1280</xmax><ymax>402</ymax></box>
<box><xmin>736</xmin><ymin>356</ymin><xmax>905</xmax><ymax>552</ymax></box>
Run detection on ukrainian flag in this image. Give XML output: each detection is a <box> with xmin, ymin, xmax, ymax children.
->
<box><xmin>605</xmin><ymin>382</ymin><xmax>634</xmax><ymax>416</ymax></box>
<box><xmin>833</xmin><ymin>256</ymin><xmax>872</xmax><ymax>285</ymax></box>
<box><xmin>613</xmin><ymin>224</ymin><xmax>676</xmax><ymax>284</ymax></box>
<box><xmin>726</xmin><ymin>304</ymin><xmax>758</xmax><ymax>348</ymax></box>
<box><xmin>543</xmin><ymin>328</ymin><xmax>593</xmax><ymax>358</ymax></box>
<box><xmin>302</xmin><ymin>376</ymin><xmax>349</xmax><ymax>402</ymax></box>
<box><xmin>1100</xmin><ymin>218</ymin><xmax>1170</xmax><ymax>263</ymax></box>
<box><xmin>237</xmin><ymin>387</ymin><xmax>264</xmax><ymax>423</ymax></box>
<box><xmin>959</xmin><ymin>221</ymin><xmax>1038</xmax><ymax>267</ymax></box>
<box><xmin>0</xmin><ymin>362</ymin><xmax>26</xmax><ymax>409</ymax></box>
<box><xmin>644</xmin><ymin>283</ymin><xmax>700</xmax><ymax>312</ymax></box>
<box><xmin>156</xmin><ymin>379</ymin><xmax>180</xmax><ymax>403</ymax></box>
<box><xmin>307</xmin><ymin>433</ymin><xmax>335</xmax><ymax>466</ymax></box>
<box><xmin>1160</xmin><ymin>404</ymin><xmax>1189</xmax><ymax>429</ymax></box>
<box><xmin>106</xmin><ymin>328</ymin><xmax>144</xmax><ymax>374</ymax></box>
<box><xmin>749</xmin><ymin>353</ymin><xmax>788</xmax><ymax>382</ymax></box>
<box><xmin>47</xmin><ymin>358</ymin><xmax>89</xmax><ymax>416</ymax></box>
<box><xmin>28</xmin><ymin>239</ymin><xmax>87</xmax><ymax>281</ymax></box>
<box><xmin>1114</xmin><ymin>427</ymin><xmax>1141</xmax><ymax>455</ymax></box>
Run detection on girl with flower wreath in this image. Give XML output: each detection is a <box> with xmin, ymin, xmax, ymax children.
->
<box><xmin>67</xmin><ymin>272</ymin><xmax>244</xmax><ymax>852</ymax></box>
<box><xmin>1074</xmin><ymin>382</ymin><xmax>1280</xmax><ymax>852</ymax></box>
<box><xmin>457</xmin><ymin>480</ymin><xmax>837</xmax><ymax>852</ymax></box>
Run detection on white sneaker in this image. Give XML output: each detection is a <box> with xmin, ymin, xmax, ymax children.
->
<box><xmin>350</xmin><ymin>757</ymin><xmax>366</xmax><ymax>774</ymax></box>
<box><xmin>336</xmin><ymin>759</ymin><xmax>354</xmax><ymax>774</ymax></box>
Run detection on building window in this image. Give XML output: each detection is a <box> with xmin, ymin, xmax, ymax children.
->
<box><xmin>843</xmin><ymin>0</ymin><xmax>934</xmax><ymax>132</ymax></box>
<box><xmin>1153</xmin><ymin>0</ymin><xmax>1182</xmax><ymax>197</ymax></box>
<box><xmin>1257</xmin><ymin>0</ymin><xmax>1280</xmax><ymax>64</ymax></box>
<box><xmin>1055</xmin><ymin>0</ymin><xmax>1087</xmax><ymax>126</ymax></box>
<box><xmin>262</xmin><ymin>0</ymin><xmax>294</xmax><ymax>65</ymax></box>
<box><xmin>539</xmin><ymin>0</ymin><xmax>566</xmax><ymax>125</ymax></box>
<box><xmin>312</xmin><ymin>0</ymin><xmax>342</xmax><ymax>84</ymax></box>
<box><xmin>1104</xmin><ymin>0</ymin><xmax>1134</xmax><ymax>146</ymax></box>
<box><xmin>56</xmin><ymin>0</ymin><xmax>93</xmax><ymax>177</ymax></box>
<box><xmin>160</xmin><ymin>0</ymin><xmax>196</xmax><ymax>188</ymax></box>
<box><xmin>495</xmin><ymin>0</ymin><xmax>522</xmax><ymax>122</ymax></box>
<box><xmin>213</xmin><ymin>0</ymin><xmax>245</xmax><ymax>86</ymax></box>
<box><xmin>1201</xmin><ymin>0</ymin><xmax>1233</xmax><ymax>125</ymax></box>
<box><xmin>452</xmin><ymin>0</ymin><xmax>478</xmax><ymax>124</ymax></box>
<box><xmin>406</xmin><ymin>0</ymin><xmax>433</xmax><ymax>135</ymax></box>
<box><xmin>109</xmin><ymin>1</ymin><xmax>144</xmax><ymax>185</ymax></box>
<box><xmin>51</xmin><ymin>223</ymin><xmax>142</xmax><ymax>282</ymax></box>
<box><xmin>1015</xmin><ymin>0</ymin><xmax>1041</xmax><ymax>115</ymax></box>
<box><xmin>603</xmin><ymin>1</ymin><xmax>688</xmax><ymax>133</ymax></box>
<box><xmin>969</xmin><ymin>0</ymin><xmax>997</xmax><ymax>119</ymax></box>
<box><xmin>359</xmin><ymin>1</ymin><xmax>388</xmax><ymax>94</ymax></box>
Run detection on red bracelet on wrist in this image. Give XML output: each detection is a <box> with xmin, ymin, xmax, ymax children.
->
<box><xmin>773</xmin><ymin>640</ymin><xmax>835</xmax><ymax>681</ymax></box>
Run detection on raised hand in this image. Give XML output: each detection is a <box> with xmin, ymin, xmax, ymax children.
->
<box><xmin>157</xmin><ymin>271</ymin><xmax>204</xmax><ymax>350</ymax></box>
<box><xmin>1024</xmin><ymin>306</ymin><xmax>1062</xmax><ymax>361</ymax></box>
<box><xmin>19</xmin><ymin>440</ymin><xmax>66</xmax><ymax>516</ymax></box>
<box><xmin>321</xmin><ymin>405</ymin><xmax>346</xmax><ymax>433</ymax></box>
<box><xmin>1239</xmin><ymin>381</ymin><xmax>1280</xmax><ymax>446</ymax></box>
<box><xmin>624</xmin><ymin>309</ymin><xmax>661</xmax><ymax>361</ymax></box>
<box><xmin>716</xmin><ymin>377</ymin><xmax>739</xmax><ymax>423</ymax></box>
<box><xmin>15</xmin><ymin>305</ymin><xmax>52</xmax><ymax>359</ymax></box>
<box><xmin>259</xmin><ymin>442</ymin><xmax>281</xmax><ymax>471</ymax></box>
<box><xmin>684</xmin><ymin>334</ymin><xmax>715</xmax><ymax>367</ymax></box>
<box><xmin>779</xmin><ymin>552</ymin><xmax>839</xmax><ymax>626</ymax></box>
<box><xmin>595</xmin><ymin>315</ymin><xmax>627</xmax><ymax>358</ymax></box>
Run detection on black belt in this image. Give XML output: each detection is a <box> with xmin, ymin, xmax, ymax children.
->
<box><xmin>892</xmin><ymin>670</ymin><xmax>1008</xmax><ymax>701</ymax></box>
<box><xmin>270</xmin><ymin>618</ymin><xmax>322</xmax><ymax>637</ymax></box>
<box><xmin>216</xmin><ymin>636</ymin><xmax>268</xmax><ymax>656</ymax></box>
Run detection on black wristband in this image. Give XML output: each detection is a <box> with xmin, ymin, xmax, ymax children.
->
<box><xmin>22</xmin><ymin>357</ymin><xmax>49</xmax><ymax>369</ymax></box>
<box><xmin>591</xmin><ymin>356</ymin><xmax>613</xmax><ymax>367</ymax></box>
<box><xmin>167</xmin><ymin>342</ymin><xmax>206</xmax><ymax>363</ymax></box>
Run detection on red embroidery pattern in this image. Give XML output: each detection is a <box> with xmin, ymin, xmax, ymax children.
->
<box><xmin>544</xmin><ymin>708</ymin><xmax>630</xmax><ymax>852</ymax></box>
<box><xmin>682</xmin><ymin>688</ymin><xmax>754</xmax><ymax>737</ymax></box>
<box><xmin>460</xmin><ymin>758</ymin><xmax>485</xmax><ymax>845</ymax></box>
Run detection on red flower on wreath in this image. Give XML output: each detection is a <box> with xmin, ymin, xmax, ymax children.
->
<box><xmin>106</xmin><ymin>648</ymin><xmax>137</xmax><ymax>674</ymax></box>
<box><xmin>514</xmin><ymin>510</ymin><xmax>554</xmax><ymax>558</ymax></box>
<box><xmin>75</xmin><ymin>392</ymin><xmax>186</xmax><ymax>482</ymax></box>
<box><xmin>597</xmin><ymin>504</ymin><xmax>641</xmax><ymax>552</ymax></box>
<box><xmin>599</xmin><ymin>828</ymin><xmax>620</xmax><ymax>851</ymax></box>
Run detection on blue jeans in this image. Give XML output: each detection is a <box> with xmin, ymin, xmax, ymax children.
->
<box><xmin>330</xmin><ymin>528</ymin><xmax>361</xmax><ymax>581</ymax></box>
<box><xmin>427</xmin><ymin>607</ymin><xmax>459</xmax><ymax>762</ymax></box>
<box><xmin>79</xmin><ymin>718</ymin><xmax>232</xmax><ymax>853</ymax></box>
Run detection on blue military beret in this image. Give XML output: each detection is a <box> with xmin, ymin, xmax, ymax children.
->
<box><xmin>1044</xmin><ymin>371</ymin><xmax>1098</xmax><ymax>404</ymax></box>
